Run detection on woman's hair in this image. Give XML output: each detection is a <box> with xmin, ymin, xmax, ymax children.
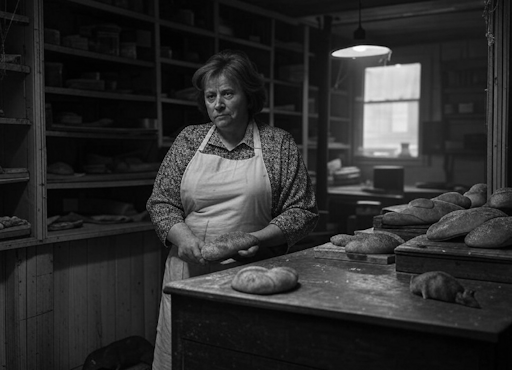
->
<box><xmin>191</xmin><ymin>49</ymin><xmax>266</xmax><ymax>119</ymax></box>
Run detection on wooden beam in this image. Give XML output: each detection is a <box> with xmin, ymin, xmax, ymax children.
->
<box><xmin>301</xmin><ymin>0</ymin><xmax>484</xmax><ymax>26</ymax></box>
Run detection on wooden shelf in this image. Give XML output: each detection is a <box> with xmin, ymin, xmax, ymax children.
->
<box><xmin>47</xmin><ymin>125</ymin><xmax>157</xmax><ymax>139</ymax></box>
<box><xmin>0</xmin><ymin>10</ymin><xmax>29</xmax><ymax>24</ymax></box>
<box><xmin>159</xmin><ymin>18</ymin><xmax>215</xmax><ymax>37</ymax></box>
<box><xmin>0</xmin><ymin>63</ymin><xmax>31</xmax><ymax>73</ymax></box>
<box><xmin>219</xmin><ymin>34</ymin><xmax>272</xmax><ymax>51</ymax></box>
<box><xmin>47</xmin><ymin>171</ymin><xmax>157</xmax><ymax>189</ymax></box>
<box><xmin>0</xmin><ymin>171</ymin><xmax>30</xmax><ymax>185</ymax></box>
<box><xmin>0</xmin><ymin>117</ymin><xmax>31</xmax><ymax>125</ymax></box>
<box><xmin>45</xmin><ymin>86</ymin><xmax>156</xmax><ymax>102</ymax></box>
<box><xmin>65</xmin><ymin>0</ymin><xmax>155</xmax><ymax>23</ymax></box>
<box><xmin>160</xmin><ymin>58</ymin><xmax>202</xmax><ymax>69</ymax></box>
<box><xmin>45</xmin><ymin>43</ymin><xmax>155</xmax><ymax>67</ymax></box>
<box><xmin>44</xmin><ymin>221</ymin><xmax>155</xmax><ymax>244</ymax></box>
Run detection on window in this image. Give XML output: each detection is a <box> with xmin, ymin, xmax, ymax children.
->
<box><xmin>359</xmin><ymin>63</ymin><xmax>421</xmax><ymax>158</ymax></box>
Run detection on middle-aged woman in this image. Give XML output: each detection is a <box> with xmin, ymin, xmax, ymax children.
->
<box><xmin>147</xmin><ymin>49</ymin><xmax>318</xmax><ymax>369</ymax></box>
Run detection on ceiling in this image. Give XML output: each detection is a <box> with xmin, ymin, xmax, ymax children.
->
<box><xmin>237</xmin><ymin>0</ymin><xmax>488</xmax><ymax>48</ymax></box>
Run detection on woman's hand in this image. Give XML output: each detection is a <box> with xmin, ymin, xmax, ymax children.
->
<box><xmin>167</xmin><ymin>223</ymin><xmax>206</xmax><ymax>265</ymax></box>
<box><xmin>177</xmin><ymin>239</ymin><xmax>206</xmax><ymax>265</ymax></box>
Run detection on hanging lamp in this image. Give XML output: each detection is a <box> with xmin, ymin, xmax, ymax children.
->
<box><xmin>331</xmin><ymin>0</ymin><xmax>392</xmax><ymax>60</ymax></box>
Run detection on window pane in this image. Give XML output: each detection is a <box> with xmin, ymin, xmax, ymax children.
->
<box><xmin>364</xmin><ymin>63</ymin><xmax>421</xmax><ymax>102</ymax></box>
<box><xmin>362</xmin><ymin>101</ymin><xmax>419</xmax><ymax>157</ymax></box>
<box><xmin>360</xmin><ymin>63</ymin><xmax>421</xmax><ymax>158</ymax></box>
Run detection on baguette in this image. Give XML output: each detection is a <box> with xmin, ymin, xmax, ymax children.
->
<box><xmin>465</xmin><ymin>216</ymin><xmax>512</xmax><ymax>248</ymax></box>
<box><xmin>201</xmin><ymin>232</ymin><xmax>260</xmax><ymax>262</ymax></box>
<box><xmin>382</xmin><ymin>198</ymin><xmax>463</xmax><ymax>226</ymax></box>
<box><xmin>231</xmin><ymin>266</ymin><xmax>298</xmax><ymax>294</ymax></box>
<box><xmin>426</xmin><ymin>207</ymin><xmax>507</xmax><ymax>241</ymax></box>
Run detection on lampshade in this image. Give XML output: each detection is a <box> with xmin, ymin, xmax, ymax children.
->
<box><xmin>331</xmin><ymin>0</ymin><xmax>392</xmax><ymax>60</ymax></box>
<box><xmin>332</xmin><ymin>45</ymin><xmax>392</xmax><ymax>59</ymax></box>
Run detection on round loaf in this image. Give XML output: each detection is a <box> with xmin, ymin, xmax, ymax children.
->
<box><xmin>487</xmin><ymin>187</ymin><xmax>512</xmax><ymax>212</ymax></box>
<box><xmin>465</xmin><ymin>216</ymin><xmax>512</xmax><ymax>248</ymax></box>
<box><xmin>431</xmin><ymin>192</ymin><xmax>471</xmax><ymax>209</ymax></box>
<box><xmin>201</xmin><ymin>232</ymin><xmax>259</xmax><ymax>262</ymax></box>
<box><xmin>344</xmin><ymin>233</ymin><xmax>402</xmax><ymax>254</ymax></box>
<box><xmin>463</xmin><ymin>183</ymin><xmax>488</xmax><ymax>208</ymax></box>
<box><xmin>426</xmin><ymin>207</ymin><xmax>507</xmax><ymax>241</ymax></box>
<box><xmin>48</xmin><ymin>161</ymin><xmax>74</xmax><ymax>175</ymax></box>
<box><xmin>231</xmin><ymin>266</ymin><xmax>299</xmax><ymax>295</ymax></box>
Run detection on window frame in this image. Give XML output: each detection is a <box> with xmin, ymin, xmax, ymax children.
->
<box><xmin>351</xmin><ymin>50</ymin><xmax>435</xmax><ymax>167</ymax></box>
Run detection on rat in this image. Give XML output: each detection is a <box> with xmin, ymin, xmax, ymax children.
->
<box><xmin>410</xmin><ymin>271</ymin><xmax>481</xmax><ymax>309</ymax></box>
<box><xmin>82</xmin><ymin>335</ymin><xmax>154</xmax><ymax>370</ymax></box>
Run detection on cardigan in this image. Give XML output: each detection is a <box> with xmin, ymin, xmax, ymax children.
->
<box><xmin>146</xmin><ymin>121</ymin><xmax>319</xmax><ymax>247</ymax></box>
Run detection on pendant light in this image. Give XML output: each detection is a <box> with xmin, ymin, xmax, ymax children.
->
<box><xmin>331</xmin><ymin>0</ymin><xmax>392</xmax><ymax>60</ymax></box>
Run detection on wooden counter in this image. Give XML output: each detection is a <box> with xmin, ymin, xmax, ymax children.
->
<box><xmin>164</xmin><ymin>248</ymin><xmax>512</xmax><ymax>370</ymax></box>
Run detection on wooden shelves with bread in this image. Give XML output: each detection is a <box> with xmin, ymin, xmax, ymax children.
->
<box><xmin>0</xmin><ymin>1</ymin><xmax>43</xmax><ymax>248</ymax></box>
<box><xmin>42</xmin><ymin>0</ymin><xmax>159</xmax><ymax>242</ymax></box>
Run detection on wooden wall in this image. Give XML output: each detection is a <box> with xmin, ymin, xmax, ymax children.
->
<box><xmin>0</xmin><ymin>231</ymin><xmax>165</xmax><ymax>370</ymax></box>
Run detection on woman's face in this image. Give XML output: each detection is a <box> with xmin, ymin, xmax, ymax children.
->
<box><xmin>204</xmin><ymin>73</ymin><xmax>249</xmax><ymax>131</ymax></box>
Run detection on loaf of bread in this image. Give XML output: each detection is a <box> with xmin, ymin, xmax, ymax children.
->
<box><xmin>426</xmin><ymin>207</ymin><xmax>507</xmax><ymax>241</ymax></box>
<box><xmin>463</xmin><ymin>183</ymin><xmax>487</xmax><ymax>208</ymax></box>
<box><xmin>465</xmin><ymin>216</ymin><xmax>512</xmax><ymax>248</ymax></box>
<box><xmin>486</xmin><ymin>187</ymin><xmax>512</xmax><ymax>213</ymax></box>
<box><xmin>231</xmin><ymin>266</ymin><xmax>298</xmax><ymax>295</ymax></box>
<box><xmin>201</xmin><ymin>232</ymin><xmax>260</xmax><ymax>262</ymax></box>
<box><xmin>330</xmin><ymin>233</ymin><xmax>362</xmax><ymax>246</ymax></box>
<box><xmin>431</xmin><ymin>192</ymin><xmax>471</xmax><ymax>209</ymax></box>
<box><xmin>344</xmin><ymin>232</ymin><xmax>403</xmax><ymax>254</ymax></box>
<box><xmin>47</xmin><ymin>161</ymin><xmax>74</xmax><ymax>175</ymax></box>
<box><xmin>382</xmin><ymin>198</ymin><xmax>464</xmax><ymax>226</ymax></box>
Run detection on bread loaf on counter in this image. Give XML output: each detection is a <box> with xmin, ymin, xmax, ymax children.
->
<box><xmin>330</xmin><ymin>233</ymin><xmax>363</xmax><ymax>246</ymax></box>
<box><xmin>231</xmin><ymin>266</ymin><xmax>298</xmax><ymax>294</ymax></box>
<box><xmin>344</xmin><ymin>232</ymin><xmax>403</xmax><ymax>254</ymax></box>
<box><xmin>382</xmin><ymin>198</ymin><xmax>463</xmax><ymax>226</ymax></box>
<box><xmin>465</xmin><ymin>216</ymin><xmax>512</xmax><ymax>248</ymax></box>
<box><xmin>201</xmin><ymin>231</ymin><xmax>260</xmax><ymax>262</ymax></box>
<box><xmin>426</xmin><ymin>207</ymin><xmax>507</xmax><ymax>241</ymax></box>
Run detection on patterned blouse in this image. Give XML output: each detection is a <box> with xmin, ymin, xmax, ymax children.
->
<box><xmin>146</xmin><ymin>121</ymin><xmax>319</xmax><ymax>247</ymax></box>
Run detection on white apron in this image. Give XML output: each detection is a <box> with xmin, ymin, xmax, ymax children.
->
<box><xmin>152</xmin><ymin>122</ymin><xmax>273</xmax><ymax>369</ymax></box>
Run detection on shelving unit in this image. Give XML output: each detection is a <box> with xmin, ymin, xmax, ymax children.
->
<box><xmin>42</xmin><ymin>0</ymin><xmax>159</xmax><ymax>242</ymax></box>
<box><xmin>440</xmin><ymin>44</ymin><xmax>487</xmax><ymax>183</ymax></box>
<box><xmin>0</xmin><ymin>0</ymin><xmax>43</xmax><ymax>245</ymax></box>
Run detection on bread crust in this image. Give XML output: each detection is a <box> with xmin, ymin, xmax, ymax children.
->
<box><xmin>426</xmin><ymin>207</ymin><xmax>507</xmax><ymax>241</ymax></box>
<box><xmin>465</xmin><ymin>216</ymin><xmax>512</xmax><ymax>248</ymax></box>
<box><xmin>231</xmin><ymin>266</ymin><xmax>298</xmax><ymax>294</ymax></box>
<box><xmin>201</xmin><ymin>232</ymin><xmax>260</xmax><ymax>261</ymax></box>
<box><xmin>382</xmin><ymin>198</ymin><xmax>463</xmax><ymax>225</ymax></box>
<box><xmin>431</xmin><ymin>192</ymin><xmax>471</xmax><ymax>209</ymax></box>
<box><xmin>344</xmin><ymin>233</ymin><xmax>401</xmax><ymax>254</ymax></box>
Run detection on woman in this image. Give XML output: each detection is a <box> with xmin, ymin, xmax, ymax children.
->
<box><xmin>147</xmin><ymin>49</ymin><xmax>318</xmax><ymax>369</ymax></box>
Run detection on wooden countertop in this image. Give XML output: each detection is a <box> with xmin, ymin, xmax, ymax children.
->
<box><xmin>165</xmin><ymin>248</ymin><xmax>512</xmax><ymax>344</ymax></box>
